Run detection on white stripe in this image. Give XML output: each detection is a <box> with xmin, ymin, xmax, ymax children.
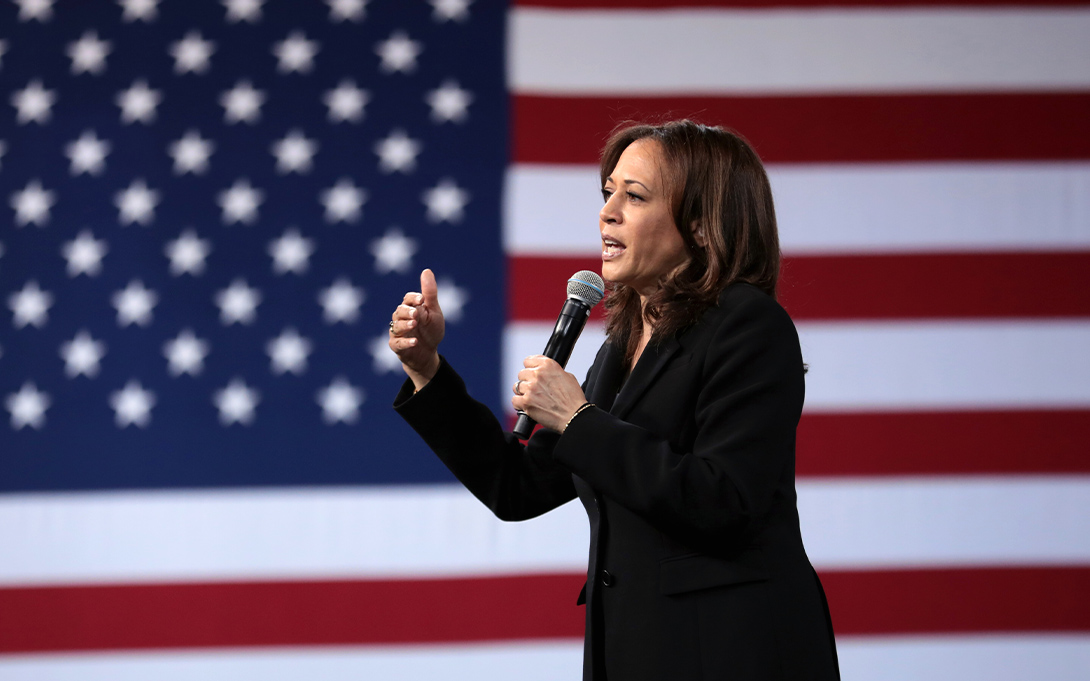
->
<box><xmin>506</xmin><ymin>320</ymin><xmax>1090</xmax><ymax>411</ymax></box>
<box><xmin>504</xmin><ymin>163</ymin><xmax>1090</xmax><ymax>255</ymax></box>
<box><xmin>509</xmin><ymin>8</ymin><xmax>1090</xmax><ymax>94</ymax></box>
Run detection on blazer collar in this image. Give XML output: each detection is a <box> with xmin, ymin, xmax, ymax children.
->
<box><xmin>609</xmin><ymin>335</ymin><xmax>682</xmax><ymax>419</ymax></box>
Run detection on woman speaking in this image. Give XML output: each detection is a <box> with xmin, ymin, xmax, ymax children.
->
<box><xmin>388</xmin><ymin>120</ymin><xmax>839</xmax><ymax>680</ymax></box>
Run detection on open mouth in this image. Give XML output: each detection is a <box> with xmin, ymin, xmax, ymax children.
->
<box><xmin>602</xmin><ymin>236</ymin><xmax>626</xmax><ymax>259</ymax></box>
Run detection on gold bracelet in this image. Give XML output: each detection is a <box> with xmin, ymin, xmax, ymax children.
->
<box><xmin>564</xmin><ymin>402</ymin><xmax>595</xmax><ymax>432</ymax></box>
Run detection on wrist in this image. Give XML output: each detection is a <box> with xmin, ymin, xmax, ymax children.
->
<box><xmin>405</xmin><ymin>353</ymin><xmax>441</xmax><ymax>392</ymax></box>
<box><xmin>561</xmin><ymin>402</ymin><xmax>595</xmax><ymax>434</ymax></box>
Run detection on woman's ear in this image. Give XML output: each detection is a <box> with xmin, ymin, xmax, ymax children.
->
<box><xmin>692</xmin><ymin>220</ymin><xmax>707</xmax><ymax>248</ymax></box>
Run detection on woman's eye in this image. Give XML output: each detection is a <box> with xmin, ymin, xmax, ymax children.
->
<box><xmin>627</xmin><ymin>191</ymin><xmax>644</xmax><ymax>202</ymax></box>
<box><xmin>601</xmin><ymin>189</ymin><xmax>613</xmax><ymax>202</ymax></box>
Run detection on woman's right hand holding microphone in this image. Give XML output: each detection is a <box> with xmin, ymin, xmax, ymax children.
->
<box><xmin>389</xmin><ymin>269</ymin><xmax>445</xmax><ymax>392</ymax></box>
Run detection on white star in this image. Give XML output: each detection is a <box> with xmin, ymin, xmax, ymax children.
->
<box><xmin>163</xmin><ymin>329</ymin><xmax>209</xmax><ymax>376</ymax></box>
<box><xmin>214</xmin><ymin>378</ymin><xmax>260</xmax><ymax>426</ymax></box>
<box><xmin>11</xmin><ymin>180</ymin><xmax>56</xmax><ymax>226</ymax></box>
<box><xmin>319</xmin><ymin>178</ymin><xmax>367</xmax><ymax>223</ymax></box>
<box><xmin>115</xmin><ymin>179</ymin><xmax>160</xmax><ymax>226</ymax></box>
<box><xmin>272</xmin><ymin>31</ymin><xmax>318</xmax><ymax>74</ymax></box>
<box><xmin>422</xmin><ymin>178</ymin><xmax>469</xmax><ymax>223</ymax></box>
<box><xmin>170</xmin><ymin>30</ymin><xmax>215</xmax><ymax>74</ymax></box>
<box><xmin>318</xmin><ymin>278</ymin><xmax>364</xmax><ymax>324</ymax></box>
<box><xmin>11</xmin><ymin>80</ymin><xmax>57</xmax><ymax>125</ymax></box>
<box><xmin>61</xmin><ymin>330</ymin><xmax>107</xmax><ymax>378</ymax></box>
<box><xmin>370</xmin><ymin>228</ymin><xmax>417</xmax><ymax>275</ymax></box>
<box><xmin>168</xmin><ymin>130</ymin><xmax>214</xmax><ymax>175</ymax></box>
<box><xmin>218</xmin><ymin>179</ymin><xmax>263</xmax><ymax>224</ymax></box>
<box><xmin>110</xmin><ymin>380</ymin><xmax>155</xmax><ymax>428</ymax></box>
<box><xmin>165</xmin><ymin>229</ymin><xmax>211</xmax><ymax>276</ymax></box>
<box><xmin>215</xmin><ymin>279</ymin><xmax>261</xmax><ymax>325</ymax></box>
<box><xmin>222</xmin><ymin>0</ymin><xmax>263</xmax><ymax>23</ymax></box>
<box><xmin>368</xmin><ymin>333</ymin><xmax>402</xmax><ymax>374</ymax></box>
<box><xmin>266</xmin><ymin>328</ymin><xmax>312</xmax><ymax>375</ymax></box>
<box><xmin>220</xmin><ymin>80</ymin><xmax>265</xmax><ymax>124</ymax></box>
<box><xmin>112</xmin><ymin>280</ymin><xmax>158</xmax><ymax>327</ymax></box>
<box><xmin>327</xmin><ymin>0</ymin><xmax>366</xmax><ymax>22</ymax></box>
<box><xmin>426</xmin><ymin>80</ymin><xmax>473</xmax><ymax>123</ymax></box>
<box><xmin>437</xmin><ymin>277</ymin><xmax>469</xmax><ymax>323</ymax></box>
<box><xmin>270</xmin><ymin>130</ymin><xmax>317</xmax><ymax>174</ymax></box>
<box><xmin>62</xmin><ymin>229</ymin><xmax>108</xmax><ymax>277</ymax></box>
<box><xmin>67</xmin><ymin>31</ymin><xmax>112</xmax><ymax>75</ymax></box>
<box><xmin>268</xmin><ymin>228</ymin><xmax>314</xmax><ymax>275</ymax></box>
<box><xmin>0</xmin><ymin>140</ymin><xmax>6</xmax><ymax>170</ymax></box>
<box><xmin>65</xmin><ymin>130</ymin><xmax>111</xmax><ymax>176</ymax></box>
<box><xmin>375</xmin><ymin>31</ymin><xmax>421</xmax><ymax>74</ymax></box>
<box><xmin>15</xmin><ymin>0</ymin><xmax>53</xmax><ymax>22</ymax></box>
<box><xmin>323</xmin><ymin>79</ymin><xmax>368</xmax><ymax>123</ymax></box>
<box><xmin>116</xmin><ymin>79</ymin><xmax>162</xmax><ymax>124</ymax></box>
<box><xmin>430</xmin><ymin>0</ymin><xmax>471</xmax><ymax>22</ymax></box>
<box><xmin>0</xmin><ymin>41</ymin><xmax>7</xmax><ymax>70</ymax></box>
<box><xmin>316</xmin><ymin>377</ymin><xmax>364</xmax><ymax>424</ymax></box>
<box><xmin>8</xmin><ymin>281</ymin><xmax>53</xmax><ymax>328</ymax></box>
<box><xmin>6</xmin><ymin>383</ymin><xmax>50</xmax><ymax>430</ymax></box>
<box><xmin>119</xmin><ymin>0</ymin><xmax>159</xmax><ymax>22</ymax></box>
<box><xmin>374</xmin><ymin>130</ymin><xmax>421</xmax><ymax>174</ymax></box>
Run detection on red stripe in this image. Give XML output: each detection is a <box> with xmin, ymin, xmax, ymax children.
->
<box><xmin>509</xmin><ymin>252</ymin><xmax>1090</xmax><ymax>321</ymax></box>
<box><xmin>518</xmin><ymin>0</ymin><xmax>1090</xmax><ymax>6</ymax></box>
<box><xmin>797</xmin><ymin>410</ymin><xmax>1090</xmax><ymax>476</ymax></box>
<box><xmin>1</xmin><ymin>567</ymin><xmax>1087</xmax><ymax>653</ymax></box>
<box><xmin>512</xmin><ymin>94</ymin><xmax>1090</xmax><ymax>164</ymax></box>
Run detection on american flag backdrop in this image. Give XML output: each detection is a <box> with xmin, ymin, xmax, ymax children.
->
<box><xmin>1</xmin><ymin>0</ymin><xmax>1089</xmax><ymax>679</ymax></box>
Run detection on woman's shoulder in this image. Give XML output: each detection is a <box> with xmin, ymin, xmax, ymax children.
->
<box><xmin>706</xmin><ymin>282</ymin><xmax>796</xmax><ymax>333</ymax></box>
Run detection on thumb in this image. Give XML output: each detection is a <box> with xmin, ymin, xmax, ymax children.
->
<box><xmin>420</xmin><ymin>268</ymin><xmax>441</xmax><ymax>311</ymax></box>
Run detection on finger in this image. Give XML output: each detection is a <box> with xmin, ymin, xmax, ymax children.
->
<box><xmin>523</xmin><ymin>355</ymin><xmax>546</xmax><ymax>368</ymax></box>
<box><xmin>390</xmin><ymin>336</ymin><xmax>419</xmax><ymax>352</ymax></box>
<box><xmin>517</xmin><ymin>368</ymin><xmax>536</xmax><ymax>383</ymax></box>
<box><xmin>420</xmin><ymin>269</ymin><xmax>440</xmax><ymax>310</ymax></box>
<box><xmin>402</xmin><ymin>291</ymin><xmax>424</xmax><ymax>306</ymax></box>
<box><xmin>393</xmin><ymin>304</ymin><xmax>417</xmax><ymax>321</ymax></box>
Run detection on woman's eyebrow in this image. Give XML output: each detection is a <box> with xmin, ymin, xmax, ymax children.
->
<box><xmin>623</xmin><ymin>179</ymin><xmax>651</xmax><ymax>192</ymax></box>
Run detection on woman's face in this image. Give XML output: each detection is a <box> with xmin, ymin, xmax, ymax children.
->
<box><xmin>600</xmin><ymin>139</ymin><xmax>689</xmax><ymax>297</ymax></box>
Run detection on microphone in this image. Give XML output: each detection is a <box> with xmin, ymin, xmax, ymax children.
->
<box><xmin>514</xmin><ymin>270</ymin><xmax>606</xmax><ymax>440</ymax></box>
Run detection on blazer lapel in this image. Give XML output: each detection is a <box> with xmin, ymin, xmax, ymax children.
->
<box><xmin>610</xmin><ymin>336</ymin><xmax>681</xmax><ymax>419</ymax></box>
<box><xmin>585</xmin><ymin>342</ymin><xmax>625</xmax><ymax>414</ymax></box>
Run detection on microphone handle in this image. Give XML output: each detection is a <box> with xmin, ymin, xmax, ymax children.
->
<box><xmin>513</xmin><ymin>299</ymin><xmax>591</xmax><ymax>440</ymax></box>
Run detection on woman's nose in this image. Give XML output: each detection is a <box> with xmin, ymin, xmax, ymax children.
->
<box><xmin>600</xmin><ymin>195</ymin><xmax>620</xmax><ymax>224</ymax></box>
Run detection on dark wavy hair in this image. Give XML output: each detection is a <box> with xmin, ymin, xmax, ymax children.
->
<box><xmin>599</xmin><ymin>120</ymin><xmax>781</xmax><ymax>361</ymax></box>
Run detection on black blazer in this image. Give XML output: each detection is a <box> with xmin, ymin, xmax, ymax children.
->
<box><xmin>395</xmin><ymin>283</ymin><xmax>839</xmax><ymax>681</ymax></box>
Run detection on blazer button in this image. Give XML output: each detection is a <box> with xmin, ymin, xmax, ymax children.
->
<box><xmin>599</xmin><ymin>569</ymin><xmax>615</xmax><ymax>587</ymax></box>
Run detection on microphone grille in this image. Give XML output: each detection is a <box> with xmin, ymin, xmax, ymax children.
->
<box><xmin>567</xmin><ymin>270</ymin><xmax>606</xmax><ymax>307</ymax></box>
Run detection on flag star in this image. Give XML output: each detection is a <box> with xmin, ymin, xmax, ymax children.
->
<box><xmin>119</xmin><ymin>0</ymin><xmax>159</xmax><ymax>22</ymax></box>
<box><xmin>15</xmin><ymin>0</ymin><xmax>53</xmax><ymax>22</ymax></box>
<box><xmin>62</xmin><ymin>229</ymin><xmax>108</xmax><ymax>277</ymax></box>
<box><xmin>168</xmin><ymin>130</ymin><xmax>214</xmax><ymax>175</ymax></box>
<box><xmin>316</xmin><ymin>377</ymin><xmax>364</xmax><ymax>424</ymax></box>
<box><xmin>163</xmin><ymin>329</ymin><xmax>209</xmax><ymax>376</ymax></box>
<box><xmin>6</xmin><ymin>383</ymin><xmax>50</xmax><ymax>430</ymax></box>
<box><xmin>268</xmin><ymin>228</ymin><xmax>314</xmax><ymax>275</ymax></box>
<box><xmin>318</xmin><ymin>278</ymin><xmax>364</xmax><ymax>324</ymax></box>
<box><xmin>426</xmin><ymin>80</ymin><xmax>473</xmax><ymax>123</ymax></box>
<box><xmin>115</xmin><ymin>179</ymin><xmax>160</xmax><ymax>225</ymax></box>
<box><xmin>437</xmin><ymin>277</ymin><xmax>469</xmax><ymax>323</ymax></box>
<box><xmin>11</xmin><ymin>180</ymin><xmax>56</xmax><ymax>226</ymax></box>
<box><xmin>110</xmin><ymin>380</ymin><xmax>155</xmax><ymax>428</ymax></box>
<box><xmin>375</xmin><ymin>31</ymin><xmax>421</xmax><ymax>74</ymax></box>
<box><xmin>218</xmin><ymin>178</ymin><xmax>263</xmax><ymax>224</ymax></box>
<box><xmin>220</xmin><ymin>80</ymin><xmax>265</xmax><ymax>124</ymax></box>
<box><xmin>8</xmin><ymin>281</ymin><xmax>53</xmax><ymax>328</ymax></box>
<box><xmin>368</xmin><ymin>334</ymin><xmax>402</xmax><ymax>374</ymax></box>
<box><xmin>67</xmin><ymin>31</ymin><xmax>112</xmax><ymax>75</ymax></box>
<box><xmin>66</xmin><ymin>130</ymin><xmax>111</xmax><ymax>176</ymax></box>
<box><xmin>266</xmin><ymin>328</ymin><xmax>312</xmax><ymax>375</ymax></box>
<box><xmin>323</xmin><ymin>79</ymin><xmax>368</xmax><ymax>123</ymax></box>
<box><xmin>327</xmin><ymin>0</ymin><xmax>366</xmax><ymax>22</ymax></box>
<box><xmin>319</xmin><ymin>178</ymin><xmax>367</xmax><ymax>223</ymax></box>
<box><xmin>270</xmin><ymin>130</ymin><xmax>318</xmax><ymax>174</ymax></box>
<box><xmin>374</xmin><ymin>130</ymin><xmax>421</xmax><ymax>174</ymax></box>
<box><xmin>222</xmin><ymin>0</ymin><xmax>263</xmax><ymax>23</ymax></box>
<box><xmin>0</xmin><ymin>140</ymin><xmax>6</xmax><ymax>170</ymax></box>
<box><xmin>272</xmin><ymin>31</ymin><xmax>318</xmax><ymax>74</ymax></box>
<box><xmin>116</xmin><ymin>79</ymin><xmax>162</xmax><ymax>124</ymax></box>
<box><xmin>215</xmin><ymin>278</ymin><xmax>261</xmax><ymax>325</ymax></box>
<box><xmin>11</xmin><ymin>80</ymin><xmax>57</xmax><ymax>125</ymax></box>
<box><xmin>170</xmin><ymin>30</ymin><xmax>215</xmax><ymax>74</ymax></box>
<box><xmin>165</xmin><ymin>229</ymin><xmax>211</xmax><ymax>276</ymax></box>
<box><xmin>61</xmin><ymin>330</ymin><xmax>107</xmax><ymax>378</ymax></box>
<box><xmin>370</xmin><ymin>228</ymin><xmax>418</xmax><ymax>275</ymax></box>
<box><xmin>213</xmin><ymin>378</ymin><xmax>260</xmax><ymax>426</ymax></box>
<box><xmin>0</xmin><ymin>41</ymin><xmax>7</xmax><ymax>69</ymax></box>
<box><xmin>422</xmin><ymin>178</ymin><xmax>469</xmax><ymax>223</ymax></box>
<box><xmin>112</xmin><ymin>280</ymin><xmax>158</xmax><ymax>327</ymax></box>
<box><xmin>430</xmin><ymin>0</ymin><xmax>471</xmax><ymax>22</ymax></box>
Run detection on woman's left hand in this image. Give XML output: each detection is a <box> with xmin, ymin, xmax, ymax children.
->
<box><xmin>512</xmin><ymin>356</ymin><xmax>587</xmax><ymax>433</ymax></box>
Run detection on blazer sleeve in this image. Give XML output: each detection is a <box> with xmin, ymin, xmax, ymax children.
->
<box><xmin>551</xmin><ymin>291</ymin><xmax>804</xmax><ymax>551</ymax></box>
<box><xmin>394</xmin><ymin>356</ymin><xmax>577</xmax><ymax>521</ymax></box>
